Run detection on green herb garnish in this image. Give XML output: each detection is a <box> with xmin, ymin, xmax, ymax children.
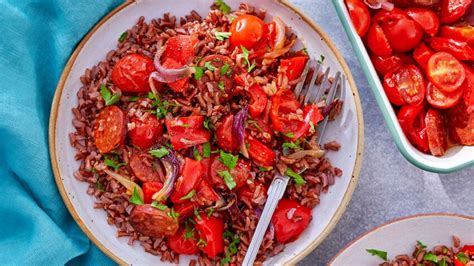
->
<box><xmin>215</xmin><ymin>31</ymin><xmax>232</xmax><ymax>41</ymax></box>
<box><xmin>129</xmin><ymin>186</ymin><xmax>144</xmax><ymax>205</ymax></box>
<box><xmin>194</xmin><ymin>66</ymin><xmax>204</xmax><ymax>80</ymax></box>
<box><xmin>317</xmin><ymin>54</ymin><xmax>325</xmax><ymax>64</ymax></box>
<box><xmin>151</xmin><ymin>201</ymin><xmax>167</xmax><ymax>211</ymax></box>
<box><xmin>416</xmin><ymin>240</ymin><xmax>427</xmax><ymax>249</ymax></box>
<box><xmin>194</xmin><ymin>148</ymin><xmax>202</xmax><ymax>161</ymax></box>
<box><xmin>366</xmin><ymin>249</ymin><xmax>388</xmax><ymax>261</ymax></box>
<box><xmin>203</xmin><ymin>117</ymin><xmax>211</xmax><ymax>130</ymax></box>
<box><xmin>282</xmin><ymin>141</ymin><xmax>301</xmax><ymax>150</ymax></box>
<box><xmin>258</xmin><ymin>166</ymin><xmax>271</xmax><ymax>172</ymax></box>
<box><xmin>218</xmin><ymin>80</ymin><xmax>225</xmax><ymax>91</ymax></box>
<box><xmin>100</xmin><ymin>84</ymin><xmax>121</xmax><ymax>106</ymax></box>
<box><xmin>439</xmin><ymin>257</ymin><xmax>447</xmax><ymax>266</ymax></box>
<box><xmin>219</xmin><ymin>150</ymin><xmax>238</xmax><ymax>170</ymax></box>
<box><xmin>207</xmin><ymin>207</ymin><xmax>215</xmax><ymax>218</ymax></box>
<box><xmin>218</xmin><ymin>170</ymin><xmax>236</xmax><ymax>190</ymax></box>
<box><xmin>180</xmin><ymin>190</ymin><xmax>196</xmax><ymax>201</ymax></box>
<box><xmin>118</xmin><ymin>31</ymin><xmax>128</xmax><ymax>42</ymax></box>
<box><xmin>197</xmin><ymin>238</ymin><xmax>208</xmax><ymax>248</ymax></box>
<box><xmin>96</xmin><ymin>178</ymin><xmax>105</xmax><ymax>192</ymax></box>
<box><xmin>203</xmin><ymin>142</ymin><xmax>211</xmax><ymax>158</ymax></box>
<box><xmin>194</xmin><ymin>208</ymin><xmax>202</xmax><ymax>221</ymax></box>
<box><xmin>167</xmin><ymin>208</ymin><xmax>179</xmax><ymax>220</ymax></box>
<box><xmin>228</xmin><ymin>15</ymin><xmax>236</xmax><ymax>23</ymax></box>
<box><xmin>423</xmin><ymin>253</ymin><xmax>438</xmax><ymax>264</ymax></box>
<box><xmin>149</xmin><ymin>147</ymin><xmax>169</xmax><ymax>158</ymax></box>
<box><xmin>216</xmin><ymin>0</ymin><xmax>231</xmax><ymax>14</ymax></box>
<box><xmin>184</xmin><ymin>222</ymin><xmax>195</xmax><ymax>240</ymax></box>
<box><xmin>104</xmin><ymin>157</ymin><xmax>126</xmax><ymax>171</ymax></box>
<box><xmin>128</xmin><ymin>96</ymin><xmax>139</xmax><ymax>102</ymax></box>
<box><xmin>221</xmin><ymin>231</ymin><xmax>240</xmax><ymax>265</ymax></box>
<box><xmin>282</xmin><ymin>132</ymin><xmax>295</xmax><ymax>138</ymax></box>
<box><xmin>220</xmin><ymin>63</ymin><xmax>230</xmax><ymax>76</ymax></box>
<box><xmin>309</xmin><ymin>121</ymin><xmax>315</xmax><ymax>132</ymax></box>
<box><xmin>457</xmin><ymin>252</ymin><xmax>468</xmax><ymax>264</ymax></box>
<box><xmin>285</xmin><ymin>168</ymin><xmax>306</xmax><ymax>185</ymax></box>
<box><xmin>205</xmin><ymin>61</ymin><xmax>217</xmax><ymax>71</ymax></box>
<box><xmin>240</xmin><ymin>45</ymin><xmax>256</xmax><ymax>72</ymax></box>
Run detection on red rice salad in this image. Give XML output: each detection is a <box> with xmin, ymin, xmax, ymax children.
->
<box><xmin>70</xmin><ymin>1</ymin><xmax>344</xmax><ymax>264</ymax></box>
<box><xmin>367</xmin><ymin>236</ymin><xmax>474</xmax><ymax>266</ymax></box>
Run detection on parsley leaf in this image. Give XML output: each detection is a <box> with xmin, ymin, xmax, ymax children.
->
<box><xmin>439</xmin><ymin>257</ymin><xmax>447</xmax><ymax>266</ymax></box>
<box><xmin>184</xmin><ymin>222</ymin><xmax>195</xmax><ymax>240</ymax></box>
<box><xmin>149</xmin><ymin>147</ymin><xmax>169</xmax><ymax>158</ymax></box>
<box><xmin>423</xmin><ymin>253</ymin><xmax>438</xmax><ymax>264</ymax></box>
<box><xmin>248</xmin><ymin>62</ymin><xmax>256</xmax><ymax>72</ymax></box>
<box><xmin>218</xmin><ymin>80</ymin><xmax>225</xmax><ymax>91</ymax></box>
<box><xmin>180</xmin><ymin>189</ymin><xmax>196</xmax><ymax>201</ymax></box>
<box><xmin>317</xmin><ymin>54</ymin><xmax>325</xmax><ymax>64</ymax></box>
<box><xmin>194</xmin><ymin>148</ymin><xmax>202</xmax><ymax>161</ymax></box>
<box><xmin>283</xmin><ymin>132</ymin><xmax>295</xmax><ymax>138</ymax></box>
<box><xmin>100</xmin><ymin>84</ymin><xmax>121</xmax><ymax>106</ymax></box>
<box><xmin>282</xmin><ymin>141</ymin><xmax>301</xmax><ymax>150</ymax></box>
<box><xmin>128</xmin><ymin>96</ymin><xmax>139</xmax><ymax>102</ymax></box>
<box><xmin>219</xmin><ymin>150</ymin><xmax>238</xmax><ymax>170</ymax></box>
<box><xmin>104</xmin><ymin>157</ymin><xmax>126</xmax><ymax>171</ymax></box>
<box><xmin>167</xmin><ymin>208</ymin><xmax>179</xmax><ymax>220</ymax></box>
<box><xmin>194</xmin><ymin>208</ymin><xmax>202</xmax><ymax>221</ymax></box>
<box><xmin>258</xmin><ymin>166</ymin><xmax>271</xmax><ymax>172</ymax></box>
<box><xmin>240</xmin><ymin>45</ymin><xmax>256</xmax><ymax>72</ymax></box>
<box><xmin>194</xmin><ymin>66</ymin><xmax>204</xmax><ymax>80</ymax></box>
<box><xmin>215</xmin><ymin>31</ymin><xmax>231</xmax><ymax>41</ymax></box>
<box><xmin>96</xmin><ymin>178</ymin><xmax>105</xmax><ymax>192</ymax></box>
<box><xmin>205</xmin><ymin>61</ymin><xmax>216</xmax><ymax>71</ymax></box>
<box><xmin>456</xmin><ymin>252</ymin><xmax>468</xmax><ymax>264</ymax></box>
<box><xmin>151</xmin><ymin>201</ymin><xmax>167</xmax><ymax>211</ymax></box>
<box><xmin>416</xmin><ymin>240</ymin><xmax>427</xmax><ymax>249</ymax></box>
<box><xmin>207</xmin><ymin>207</ymin><xmax>215</xmax><ymax>218</ymax></box>
<box><xmin>203</xmin><ymin>117</ymin><xmax>211</xmax><ymax>130</ymax></box>
<box><xmin>147</xmin><ymin>92</ymin><xmax>169</xmax><ymax>118</ymax></box>
<box><xmin>215</xmin><ymin>0</ymin><xmax>231</xmax><ymax>14</ymax></box>
<box><xmin>197</xmin><ymin>238</ymin><xmax>208</xmax><ymax>248</ymax></box>
<box><xmin>118</xmin><ymin>31</ymin><xmax>128</xmax><ymax>42</ymax></box>
<box><xmin>228</xmin><ymin>15</ymin><xmax>236</xmax><ymax>23</ymax></box>
<box><xmin>218</xmin><ymin>170</ymin><xmax>236</xmax><ymax>190</ymax></box>
<box><xmin>220</xmin><ymin>63</ymin><xmax>230</xmax><ymax>76</ymax></box>
<box><xmin>203</xmin><ymin>142</ymin><xmax>211</xmax><ymax>158</ymax></box>
<box><xmin>309</xmin><ymin>121</ymin><xmax>315</xmax><ymax>132</ymax></box>
<box><xmin>285</xmin><ymin>168</ymin><xmax>306</xmax><ymax>185</ymax></box>
<box><xmin>221</xmin><ymin>231</ymin><xmax>240</xmax><ymax>265</ymax></box>
<box><xmin>129</xmin><ymin>186</ymin><xmax>144</xmax><ymax>205</ymax></box>
<box><xmin>366</xmin><ymin>249</ymin><xmax>387</xmax><ymax>261</ymax></box>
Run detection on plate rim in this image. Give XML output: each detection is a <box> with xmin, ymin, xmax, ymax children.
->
<box><xmin>48</xmin><ymin>0</ymin><xmax>365</xmax><ymax>264</ymax></box>
<box><xmin>328</xmin><ymin>213</ymin><xmax>474</xmax><ymax>266</ymax></box>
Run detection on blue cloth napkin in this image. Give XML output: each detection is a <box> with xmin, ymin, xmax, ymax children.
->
<box><xmin>0</xmin><ymin>0</ymin><xmax>123</xmax><ymax>264</ymax></box>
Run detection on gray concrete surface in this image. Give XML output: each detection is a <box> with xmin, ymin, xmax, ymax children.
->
<box><xmin>288</xmin><ymin>1</ymin><xmax>474</xmax><ymax>265</ymax></box>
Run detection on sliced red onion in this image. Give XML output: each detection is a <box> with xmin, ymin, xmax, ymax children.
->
<box><xmin>104</xmin><ymin>169</ymin><xmax>144</xmax><ymax>200</ymax></box>
<box><xmin>287</xmin><ymin>149</ymin><xmax>325</xmax><ymax>160</ymax></box>
<box><xmin>152</xmin><ymin>150</ymin><xmax>180</xmax><ymax>201</ymax></box>
<box><xmin>204</xmin><ymin>195</ymin><xmax>236</xmax><ymax>212</ymax></box>
<box><xmin>264</xmin><ymin>39</ymin><xmax>296</xmax><ymax>59</ymax></box>
<box><xmin>151</xmin><ymin>43</ymin><xmax>194</xmax><ymax>84</ymax></box>
<box><xmin>233</xmin><ymin>105</ymin><xmax>249</xmax><ymax>158</ymax></box>
<box><xmin>273</xmin><ymin>17</ymin><xmax>286</xmax><ymax>50</ymax></box>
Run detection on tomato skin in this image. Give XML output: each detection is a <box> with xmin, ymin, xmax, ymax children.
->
<box><xmin>248</xmin><ymin>84</ymin><xmax>268</xmax><ymax>118</ymax></box>
<box><xmin>413</xmin><ymin>42</ymin><xmax>434</xmax><ymax>71</ymax></box>
<box><xmin>462</xmin><ymin>65</ymin><xmax>474</xmax><ymax>114</ymax></box>
<box><xmin>93</xmin><ymin>106</ymin><xmax>127</xmax><ymax>154</ymax></box>
<box><xmin>383</xmin><ymin>71</ymin><xmax>406</xmax><ymax>106</ymax></box>
<box><xmin>170</xmin><ymin>158</ymin><xmax>204</xmax><ymax>204</ymax></box>
<box><xmin>346</xmin><ymin>0</ymin><xmax>371</xmax><ymax>37</ymax></box>
<box><xmin>430</xmin><ymin>37</ymin><xmax>474</xmax><ymax>61</ymax></box>
<box><xmin>397</xmin><ymin>105</ymin><xmax>430</xmax><ymax>153</ymax></box>
<box><xmin>440</xmin><ymin>25</ymin><xmax>474</xmax><ymax>46</ymax></box>
<box><xmin>246</xmin><ymin>135</ymin><xmax>276</xmax><ymax>167</ymax></box>
<box><xmin>167</xmin><ymin>227</ymin><xmax>199</xmax><ymax>255</ymax></box>
<box><xmin>427</xmin><ymin>82</ymin><xmax>464</xmax><ymax>109</ymax></box>
<box><xmin>174</xmin><ymin>201</ymin><xmax>198</xmax><ymax>218</ymax></box>
<box><xmin>162</xmin><ymin>58</ymin><xmax>189</xmax><ymax>93</ymax></box>
<box><xmin>229</xmin><ymin>15</ymin><xmax>265</xmax><ymax>48</ymax></box>
<box><xmin>381</xmin><ymin>16</ymin><xmax>423</xmax><ymax>52</ymax></box>
<box><xmin>446</xmin><ymin>101</ymin><xmax>474</xmax><ymax>145</ymax></box>
<box><xmin>385</xmin><ymin>65</ymin><xmax>425</xmax><ymax>106</ymax></box>
<box><xmin>370</xmin><ymin>53</ymin><xmax>404</xmax><ymax>76</ymax></box>
<box><xmin>238</xmin><ymin>183</ymin><xmax>267</xmax><ymax>204</ymax></box>
<box><xmin>367</xmin><ymin>23</ymin><xmax>393</xmax><ymax>56</ymax></box>
<box><xmin>195</xmin><ymin>180</ymin><xmax>220</xmax><ymax>206</ymax></box>
<box><xmin>166</xmin><ymin>116</ymin><xmax>210</xmax><ymax>150</ymax></box>
<box><xmin>142</xmin><ymin>182</ymin><xmax>163</xmax><ymax>204</ymax></box>
<box><xmin>111</xmin><ymin>54</ymin><xmax>156</xmax><ymax>93</ymax></box>
<box><xmin>405</xmin><ymin>7</ymin><xmax>439</xmax><ymax>37</ymax></box>
<box><xmin>208</xmin><ymin>156</ymin><xmax>251</xmax><ymax>190</ymax></box>
<box><xmin>440</xmin><ymin>0</ymin><xmax>473</xmax><ymax>24</ymax></box>
<box><xmin>427</xmin><ymin>52</ymin><xmax>466</xmax><ymax>92</ymax></box>
<box><xmin>216</xmin><ymin>115</ymin><xmax>240</xmax><ymax>153</ymax></box>
<box><xmin>272</xmin><ymin>199</ymin><xmax>312</xmax><ymax>244</ymax></box>
<box><xmin>425</xmin><ymin>108</ymin><xmax>448</xmax><ymax>156</ymax></box>
<box><xmin>163</xmin><ymin>35</ymin><xmax>198</xmax><ymax>66</ymax></box>
<box><xmin>279</xmin><ymin>56</ymin><xmax>308</xmax><ymax>81</ymax></box>
<box><xmin>270</xmin><ymin>89</ymin><xmax>301</xmax><ymax>132</ymax></box>
<box><xmin>128</xmin><ymin>115</ymin><xmax>163</xmax><ymax>150</ymax></box>
<box><xmin>194</xmin><ymin>215</ymin><xmax>225</xmax><ymax>258</ymax></box>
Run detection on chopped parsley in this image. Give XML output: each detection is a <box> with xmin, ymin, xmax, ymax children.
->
<box><xmin>184</xmin><ymin>221</ymin><xmax>195</xmax><ymax>240</ymax></box>
<box><xmin>439</xmin><ymin>257</ymin><xmax>447</xmax><ymax>266</ymax></box>
<box><xmin>180</xmin><ymin>189</ymin><xmax>196</xmax><ymax>201</ymax></box>
<box><xmin>218</xmin><ymin>80</ymin><xmax>225</xmax><ymax>91</ymax></box>
<box><xmin>194</xmin><ymin>208</ymin><xmax>202</xmax><ymax>221</ymax></box>
<box><xmin>151</xmin><ymin>201</ymin><xmax>167</xmax><ymax>211</ymax></box>
<box><xmin>147</xmin><ymin>92</ymin><xmax>171</xmax><ymax>119</ymax></box>
<box><xmin>285</xmin><ymin>168</ymin><xmax>306</xmax><ymax>185</ymax></box>
<box><xmin>149</xmin><ymin>147</ymin><xmax>169</xmax><ymax>158</ymax></box>
<box><xmin>193</xmin><ymin>148</ymin><xmax>202</xmax><ymax>161</ymax></box>
<box><xmin>128</xmin><ymin>96</ymin><xmax>139</xmax><ymax>102</ymax></box>
<box><xmin>317</xmin><ymin>54</ymin><xmax>325</xmax><ymax>64</ymax></box>
<box><xmin>309</xmin><ymin>121</ymin><xmax>315</xmax><ymax>132</ymax></box>
<box><xmin>457</xmin><ymin>252</ymin><xmax>468</xmax><ymax>264</ymax></box>
<box><xmin>282</xmin><ymin>141</ymin><xmax>302</xmax><ymax>150</ymax></box>
<box><xmin>100</xmin><ymin>84</ymin><xmax>121</xmax><ymax>106</ymax></box>
<box><xmin>104</xmin><ymin>156</ymin><xmax>126</xmax><ymax>171</ymax></box>
<box><xmin>228</xmin><ymin>15</ymin><xmax>236</xmax><ymax>23</ymax></box>
<box><xmin>258</xmin><ymin>166</ymin><xmax>271</xmax><ymax>172</ymax></box>
<box><xmin>220</xmin><ymin>63</ymin><xmax>230</xmax><ymax>76</ymax></box>
<box><xmin>215</xmin><ymin>31</ymin><xmax>232</xmax><ymax>41</ymax></box>
<box><xmin>118</xmin><ymin>31</ymin><xmax>128</xmax><ymax>42</ymax></box>
<box><xmin>282</xmin><ymin>132</ymin><xmax>295</xmax><ymax>138</ymax></box>
<box><xmin>240</xmin><ymin>45</ymin><xmax>256</xmax><ymax>72</ymax></box>
<box><xmin>203</xmin><ymin>117</ymin><xmax>211</xmax><ymax>130</ymax></box>
<box><xmin>207</xmin><ymin>207</ymin><xmax>215</xmax><ymax>218</ymax></box>
<box><xmin>167</xmin><ymin>208</ymin><xmax>179</xmax><ymax>220</ymax></box>
<box><xmin>96</xmin><ymin>178</ymin><xmax>105</xmax><ymax>192</ymax></box>
<box><xmin>215</xmin><ymin>0</ymin><xmax>231</xmax><ymax>14</ymax></box>
<box><xmin>204</xmin><ymin>61</ymin><xmax>217</xmax><ymax>71</ymax></box>
<box><xmin>423</xmin><ymin>253</ymin><xmax>438</xmax><ymax>264</ymax></box>
<box><xmin>221</xmin><ymin>231</ymin><xmax>240</xmax><ymax>265</ymax></box>
<box><xmin>129</xmin><ymin>186</ymin><xmax>144</xmax><ymax>205</ymax></box>
<box><xmin>366</xmin><ymin>249</ymin><xmax>388</xmax><ymax>261</ymax></box>
<box><xmin>218</xmin><ymin>170</ymin><xmax>236</xmax><ymax>190</ymax></box>
<box><xmin>416</xmin><ymin>240</ymin><xmax>427</xmax><ymax>249</ymax></box>
<box><xmin>194</xmin><ymin>66</ymin><xmax>204</xmax><ymax>80</ymax></box>
<box><xmin>219</xmin><ymin>150</ymin><xmax>238</xmax><ymax>170</ymax></box>
<box><xmin>202</xmin><ymin>142</ymin><xmax>211</xmax><ymax>158</ymax></box>
<box><xmin>197</xmin><ymin>238</ymin><xmax>208</xmax><ymax>248</ymax></box>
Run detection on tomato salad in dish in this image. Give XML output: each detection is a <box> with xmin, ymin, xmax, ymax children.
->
<box><xmin>346</xmin><ymin>0</ymin><xmax>474</xmax><ymax>157</ymax></box>
<box><xmin>70</xmin><ymin>1</ymin><xmax>344</xmax><ymax>264</ymax></box>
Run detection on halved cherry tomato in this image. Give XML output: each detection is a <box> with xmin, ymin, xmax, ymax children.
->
<box><xmin>398</xmin><ymin>105</ymin><xmax>429</xmax><ymax>153</ymax></box>
<box><xmin>440</xmin><ymin>25</ymin><xmax>474</xmax><ymax>46</ymax></box>
<box><xmin>367</xmin><ymin>23</ymin><xmax>393</xmax><ymax>56</ymax></box>
<box><xmin>440</xmin><ymin>0</ymin><xmax>473</xmax><ymax>24</ymax></box>
<box><xmin>174</xmin><ymin>201</ymin><xmax>198</xmax><ymax>218</ymax></box>
<box><xmin>265</xmin><ymin>21</ymin><xmax>277</xmax><ymax>49</ymax></box>
<box><xmin>272</xmin><ymin>199</ymin><xmax>312</xmax><ymax>244</ymax></box>
<box><xmin>111</xmin><ymin>54</ymin><xmax>156</xmax><ymax>93</ymax></box>
<box><xmin>462</xmin><ymin>65</ymin><xmax>474</xmax><ymax>113</ymax></box>
<box><xmin>446</xmin><ymin>101</ymin><xmax>474</xmax><ymax>145</ymax></box>
<box><xmin>425</xmin><ymin>108</ymin><xmax>448</xmax><ymax>156</ymax></box>
<box><xmin>246</xmin><ymin>135</ymin><xmax>276</xmax><ymax>167</ymax></box>
<box><xmin>279</xmin><ymin>56</ymin><xmax>308</xmax><ymax>81</ymax></box>
<box><xmin>163</xmin><ymin>35</ymin><xmax>198</xmax><ymax>66</ymax></box>
<box><xmin>292</xmin><ymin>105</ymin><xmax>324</xmax><ymax>140</ymax></box>
<box><xmin>166</xmin><ymin>116</ymin><xmax>210</xmax><ymax>150</ymax></box>
<box><xmin>195</xmin><ymin>180</ymin><xmax>220</xmax><ymax>206</ymax></box>
<box><xmin>194</xmin><ymin>215</ymin><xmax>225</xmax><ymax>258</ymax></box>
<box><xmin>430</xmin><ymin>37</ymin><xmax>474</xmax><ymax>61</ymax></box>
<box><xmin>142</xmin><ymin>182</ymin><xmax>163</xmax><ymax>204</ymax></box>
<box><xmin>162</xmin><ymin>58</ymin><xmax>189</xmax><ymax>93</ymax></box>
<box><xmin>427</xmin><ymin>52</ymin><xmax>466</xmax><ymax>92</ymax></box>
<box><xmin>346</xmin><ymin>0</ymin><xmax>371</xmax><ymax>37</ymax></box>
<box><xmin>208</xmin><ymin>156</ymin><xmax>251</xmax><ymax>190</ymax></box>
<box><xmin>248</xmin><ymin>84</ymin><xmax>268</xmax><ymax>118</ymax></box>
<box><xmin>93</xmin><ymin>106</ymin><xmax>127</xmax><ymax>154</ymax></box>
<box><xmin>385</xmin><ymin>65</ymin><xmax>425</xmax><ymax>106</ymax></box>
<box><xmin>405</xmin><ymin>7</ymin><xmax>439</xmax><ymax>37</ymax></box>
<box><xmin>170</xmin><ymin>158</ymin><xmax>204</xmax><ymax>204</ymax></box>
<box><xmin>413</xmin><ymin>42</ymin><xmax>434</xmax><ymax>70</ymax></box>
<box><xmin>216</xmin><ymin>115</ymin><xmax>239</xmax><ymax>153</ymax></box>
<box><xmin>129</xmin><ymin>115</ymin><xmax>163</xmax><ymax>150</ymax></box>
<box><xmin>270</xmin><ymin>89</ymin><xmax>301</xmax><ymax>131</ymax></box>
<box><xmin>229</xmin><ymin>14</ymin><xmax>265</xmax><ymax>48</ymax></box>
<box><xmin>427</xmin><ymin>82</ymin><xmax>464</xmax><ymax>109</ymax></box>
<box><xmin>167</xmin><ymin>227</ymin><xmax>199</xmax><ymax>255</ymax></box>
<box><xmin>370</xmin><ymin>53</ymin><xmax>404</xmax><ymax>76</ymax></box>
<box><xmin>383</xmin><ymin>72</ymin><xmax>406</xmax><ymax>106</ymax></box>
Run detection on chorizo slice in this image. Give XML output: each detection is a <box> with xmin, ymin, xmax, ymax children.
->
<box><xmin>93</xmin><ymin>106</ymin><xmax>127</xmax><ymax>154</ymax></box>
<box><xmin>129</xmin><ymin>150</ymin><xmax>163</xmax><ymax>183</ymax></box>
<box><xmin>129</xmin><ymin>204</ymin><xmax>179</xmax><ymax>238</ymax></box>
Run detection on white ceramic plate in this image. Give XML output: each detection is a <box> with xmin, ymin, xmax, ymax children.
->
<box><xmin>49</xmin><ymin>0</ymin><xmax>364</xmax><ymax>264</ymax></box>
<box><xmin>329</xmin><ymin>214</ymin><xmax>474</xmax><ymax>266</ymax></box>
<box><xmin>332</xmin><ymin>0</ymin><xmax>474</xmax><ymax>173</ymax></box>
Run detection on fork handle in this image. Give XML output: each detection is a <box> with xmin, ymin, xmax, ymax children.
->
<box><xmin>242</xmin><ymin>174</ymin><xmax>290</xmax><ymax>266</ymax></box>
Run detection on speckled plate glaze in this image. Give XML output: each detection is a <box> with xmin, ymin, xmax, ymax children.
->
<box><xmin>329</xmin><ymin>214</ymin><xmax>474</xmax><ymax>266</ymax></box>
<box><xmin>49</xmin><ymin>0</ymin><xmax>364</xmax><ymax>264</ymax></box>
<box><xmin>333</xmin><ymin>0</ymin><xmax>474</xmax><ymax>173</ymax></box>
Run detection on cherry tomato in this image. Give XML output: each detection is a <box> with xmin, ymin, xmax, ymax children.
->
<box><xmin>111</xmin><ymin>54</ymin><xmax>156</xmax><ymax>93</ymax></box>
<box><xmin>163</xmin><ymin>35</ymin><xmax>198</xmax><ymax>65</ymax></box>
<box><xmin>166</xmin><ymin>116</ymin><xmax>211</xmax><ymax>150</ymax></box>
<box><xmin>208</xmin><ymin>156</ymin><xmax>251</xmax><ymax>190</ymax></box>
<box><xmin>279</xmin><ymin>56</ymin><xmax>308</xmax><ymax>81</ymax></box>
<box><xmin>216</xmin><ymin>115</ymin><xmax>239</xmax><ymax>153</ymax></box>
<box><xmin>346</xmin><ymin>0</ymin><xmax>371</xmax><ymax>37</ymax></box>
<box><xmin>174</xmin><ymin>201</ymin><xmax>198</xmax><ymax>218</ymax></box>
<box><xmin>248</xmin><ymin>84</ymin><xmax>268</xmax><ymax>118</ymax></box>
<box><xmin>425</xmin><ymin>108</ymin><xmax>448</xmax><ymax>156</ymax></box>
<box><xmin>142</xmin><ymin>182</ymin><xmax>163</xmax><ymax>204</ymax></box>
<box><xmin>446</xmin><ymin>101</ymin><xmax>474</xmax><ymax>145</ymax></box>
<box><xmin>170</xmin><ymin>158</ymin><xmax>204</xmax><ymax>204</ymax></box>
<box><xmin>161</xmin><ymin>58</ymin><xmax>189</xmax><ymax>93</ymax></box>
<box><xmin>397</xmin><ymin>105</ymin><xmax>429</xmax><ymax>153</ymax></box>
<box><xmin>427</xmin><ymin>52</ymin><xmax>466</xmax><ymax>92</ymax></box>
<box><xmin>194</xmin><ymin>215</ymin><xmax>225</xmax><ymax>258</ymax></box>
<box><xmin>272</xmin><ymin>199</ymin><xmax>312</xmax><ymax>244</ymax></box>
<box><xmin>270</xmin><ymin>89</ymin><xmax>301</xmax><ymax>132</ymax></box>
<box><xmin>265</xmin><ymin>21</ymin><xmax>277</xmax><ymax>49</ymax></box>
<box><xmin>128</xmin><ymin>115</ymin><xmax>163</xmax><ymax>150</ymax></box>
<box><xmin>405</xmin><ymin>7</ymin><xmax>439</xmax><ymax>37</ymax></box>
<box><xmin>385</xmin><ymin>65</ymin><xmax>426</xmax><ymax>106</ymax></box>
<box><xmin>440</xmin><ymin>0</ymin><xmax>473</xmax><ymax>24</ymax></box>
<box><xmin>427</xmin><ymin>82</ymin><xmax>463</xmax><ymax>109</ymax></box>
<box><xmin>454</xmin><ymin>245</ymin><xmax>474</xmax><ymax>266</ymax></box>
<box><xmin>246</xmin><ymin>135</ymin><xmax>276</xmax><ymax>167</ymax></box>
<box><xmin>195</xmin><ymin>180</ymin><xmax>220</xmax><ymax>206</ymax></box>
<box><xmin>167</xmin><ymin>227</ymin><xmax>199</xmax><ymax>255</ymax></box>
<box><xmin>380</xmin><ymin>16</ymin><xmax>423</xmax><ymax>52</ymax></box>
<box><xmin>430</xmin><ymin>37</ymin><xmax>474</xmax><ymax>61</ymax></box>
<box><xmin>238</xmin><ymin>182</ymin><xmax>267</xmax><ymax>204</ymax></box>
<box><xmin>440</xmin><ymin>25</ymin><xmax>474</xmax><ymax>46</ymax></box>
<box><xmin>462</xmin><ymin>65</ymin><xmax>474</xmax><ymax>114</ymax></box>
<box><xmin>93</xmin><ymin>106</ymin><xmax>127</xmax><ymax>154</ymax></box>
<box><xmin>291</xmin><ymin>105</ymin><xmax>324</xmax><ymax>140</ymax></box>
<box><xmin>229</xmin><ymin>14</ymin><xmax>265</xmax><ymax>48</ymax></box>
<box><xmin>413</xmin><ymin>42</ymin><xmax>434</xmax><ymax>71</ymax></box>
<box><xmin>370</xmin><ymin>53</ymin><xmax>405</xmax><ymax>76</ymax></box>
<box><xmin>367</xmin><ymin>23</ymin><xmax>393</xmax><ymax>56</ymax></box>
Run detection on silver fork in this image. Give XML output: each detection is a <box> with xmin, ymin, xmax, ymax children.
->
<box><xmin>242</xmin><ymin>58</ymin><xmax>344</xmax><ymax>266</ymax></box>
